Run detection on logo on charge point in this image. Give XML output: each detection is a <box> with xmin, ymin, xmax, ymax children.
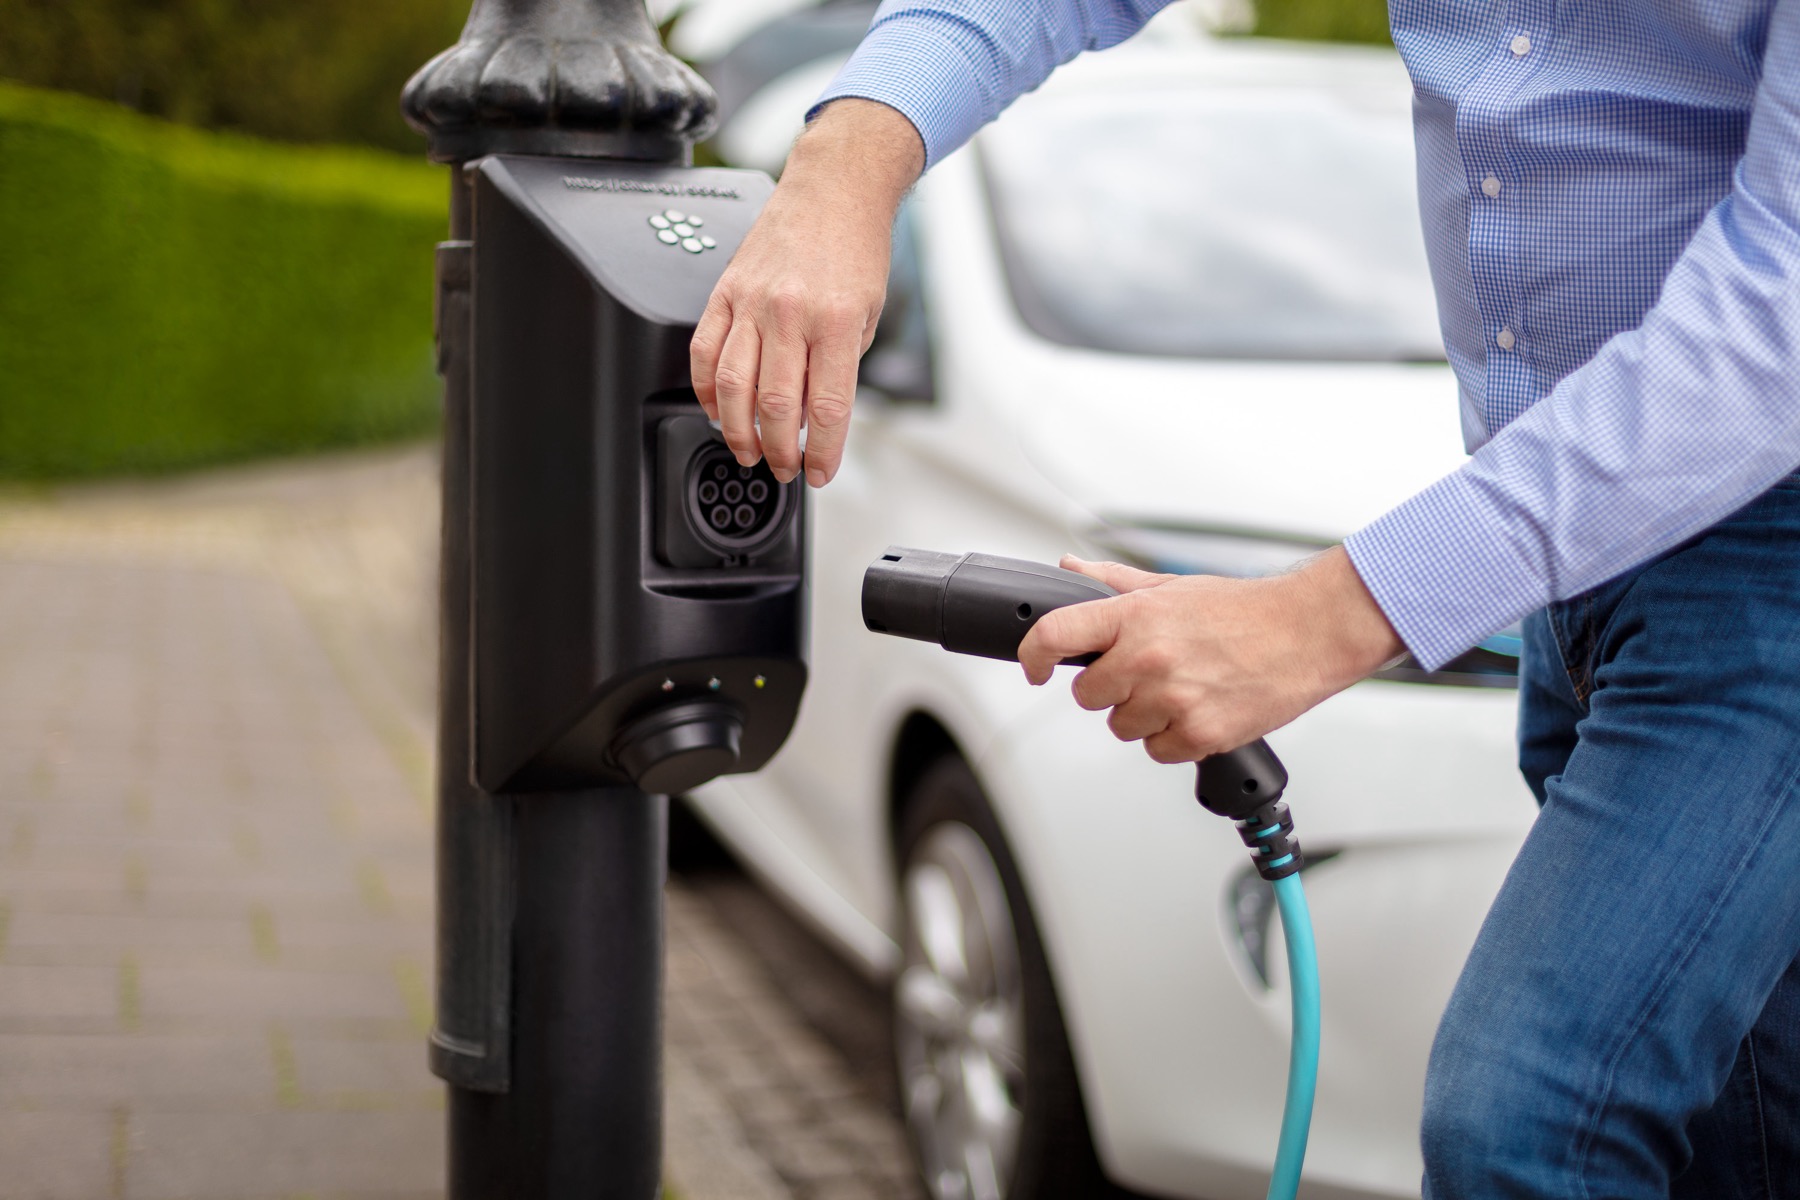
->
<box><xmin>648</xmin><ymin>210</ymin><xmax>717</xmax><ymax>255</ymax></box>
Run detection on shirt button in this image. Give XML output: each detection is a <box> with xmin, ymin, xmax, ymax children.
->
<box><xmin>1511</xmin><ymin>33</ymin><xmax>1532</xmax><ymax>55</ymax></box>
<box><xmin>1481</xmin><ymin>175</ymin><xmax>1502</xmax><ymax>197</ymax></box>
<box><xmin>1496</xmin><ymin>327</ymin><xmax>1517</xmax><ymax>351</ymax></box>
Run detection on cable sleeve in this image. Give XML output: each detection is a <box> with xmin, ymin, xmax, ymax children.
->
<box><xmin>1268</xmin><ymin>872</ymin><xmax>1320</xmax><ymax>1200</ymax></box>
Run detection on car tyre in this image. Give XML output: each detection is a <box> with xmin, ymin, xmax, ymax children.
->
<box><xmin>894</xmin><ymin>755</ymin><xmax>1112</xmax><ymax>1200</ymax></box>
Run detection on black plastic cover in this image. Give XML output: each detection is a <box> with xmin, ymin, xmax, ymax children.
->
<box><xmin>1195</xmin><ymin>741</ymin><xmax>1290</xmax><ymax>819</ymax></box>
<box><xmin>469</xmin><ymin>156</ymin><xmax>806</xmax><ymax>792</ymax></box>
<box><xmin>862</xmin><ymin>547</ymin><xmax>1118</xmax><ymax>664</ymax></box>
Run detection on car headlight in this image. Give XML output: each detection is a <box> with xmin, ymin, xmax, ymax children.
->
<box><xmin>1085</xmin><ymin>522</ymin><xmax>1519</xmax><ymax>689</ymax></box>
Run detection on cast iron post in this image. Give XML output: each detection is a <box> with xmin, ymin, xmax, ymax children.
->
<box><xmin>402</xmin><ymin>5</ymin><xmax>716</xmax><ymax>1196</ymax></box>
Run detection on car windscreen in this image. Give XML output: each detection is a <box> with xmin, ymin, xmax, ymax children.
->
<box><xmin>979</xmin><ymin>83</ymin><xmax>1445</xmax><ymax>362</ymax></box>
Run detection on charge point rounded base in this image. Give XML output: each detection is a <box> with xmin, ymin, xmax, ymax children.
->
<box><xmin>610</xmin><ymin>700</ymin><xmax>744</xmax><ymax>795</ymax></box>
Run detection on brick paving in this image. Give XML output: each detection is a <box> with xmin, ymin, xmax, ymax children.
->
<box><xmin>0</xmin><ymin>445</ymin><xmax>922</xmax><ymax>1200</ymax></box>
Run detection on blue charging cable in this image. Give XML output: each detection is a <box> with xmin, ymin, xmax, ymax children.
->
<box><xmin>1270</xmin><ymin>873</ymin><xmax>1320</xmax><ymax>1199</ymax></box>
<box><xmin>1237</xmin><ymin>805</ymin><xmax>1321</xmax><ymax>1200</ymax></box>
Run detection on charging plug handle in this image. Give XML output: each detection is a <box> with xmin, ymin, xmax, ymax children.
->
<box><xmin>862</xmin><ymin>547</ymin><xmax>1116</xmax><ymax>664</ymax></box>
<box><xmin>861</xmin><ymin>546</ymin><xmax>1288</xmax><ymax>819</ymax></box>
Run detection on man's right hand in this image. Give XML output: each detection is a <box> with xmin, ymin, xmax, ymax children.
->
<box><xmin>690</xmin><ymin>99</ymin><xmax>925</xmax><ymax>488</ymax></box>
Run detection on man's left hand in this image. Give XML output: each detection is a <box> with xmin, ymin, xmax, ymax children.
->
<box><xmin>1017</xmin><ymin>546</ymin><xmax>1405</xmax><ymax>764</ymax></box>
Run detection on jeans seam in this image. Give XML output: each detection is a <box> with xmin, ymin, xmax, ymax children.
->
<box><xmin>1568</xmin><ymin>594</ymin><xmax>1590</xmax><ymax>701</ymax></box>
<box><xmin>1747</xmin><ymin>1030</ymin><xmax>1772</xmax><ymax>1200</ymax></box>
<box><xmin>1572</xmin><ymin>765</ymin><xmax>1800</xmax><ymax>1197</ymax></box>
<box><xmin>1549</xmin><ymin>598</ymin><xmax>1588</xmax><ymax>707</ymax></box>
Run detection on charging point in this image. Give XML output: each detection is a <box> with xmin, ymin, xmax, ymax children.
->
<box><xmin>402</xmin><ymin>5</ymin><xmax>806</xmax><ymax>1196</ymax></box>
<box><xmin>466</xmin><ymin>155</ymin><xmax>804</xmax><ymax>797</ymax></box>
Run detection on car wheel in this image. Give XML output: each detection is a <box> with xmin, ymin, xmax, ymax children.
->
<box><xmin>894</xmin><ymin>756</ymin><xmax>1111</xmax><ymax>1200</ymax></box>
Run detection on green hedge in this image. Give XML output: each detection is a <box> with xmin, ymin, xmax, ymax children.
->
<box><xmin>0</xmin><ymin>81</ymin><xmax>448</xmax><ymax>478</ymax></box>
<box><xmin>1254</xmin><ymin>0</ymin><xmax>1392</xmax><ymax>44</ymax></box>
<box><xmin>0</xmin><ymin>0</ymin><xmax>464</xmax><ymax>153</ymax></box>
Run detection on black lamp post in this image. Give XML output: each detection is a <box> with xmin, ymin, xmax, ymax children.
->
<box><xmin>401</xmin><ymin>6</ymin><xmax>728</xmax><ymax>1197</ymax></box>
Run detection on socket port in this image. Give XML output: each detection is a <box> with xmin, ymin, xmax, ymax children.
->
<box><xmin>656</xmin><ymin>414</ymin><xmax>800</xmax><ymax>570</ymax></box>
<box><xmin>688</xmin><ymin>444</ymin><xmax>785</xmax><ymax>550</ymax></box>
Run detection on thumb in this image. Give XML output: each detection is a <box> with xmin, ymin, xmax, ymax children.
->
<box><xmin>1061</xmin><ymin>556</ymin><xmax>1173</xmax><ymax>594</ymax></box>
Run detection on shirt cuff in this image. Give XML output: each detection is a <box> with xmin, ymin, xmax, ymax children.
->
<box><xmin>808</xmin><ymin>16</ymin><xmax>996</xmax><ymax>170</ymax></box>
<box><xmin>1343</xmin><ymin>469</ymin><xmax>1551</xmax><ymax>671</ymax></box>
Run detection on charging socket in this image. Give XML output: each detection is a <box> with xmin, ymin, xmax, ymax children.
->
<box><xmin>657</xmin><ymin>416</ymin><xmax>798</xmax><ymax>569</ymax></box>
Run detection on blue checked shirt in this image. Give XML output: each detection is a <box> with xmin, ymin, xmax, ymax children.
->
<box><xmin>816</xmin><ymin>0</ymin><xmax>1800</xmax><ymax>669</ymax></box>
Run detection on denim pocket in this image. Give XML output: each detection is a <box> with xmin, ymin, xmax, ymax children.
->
<box><xmin>1549</xmin><ymin>568</ymin><xmax>1646</xmax><ymax>703</ymax></box>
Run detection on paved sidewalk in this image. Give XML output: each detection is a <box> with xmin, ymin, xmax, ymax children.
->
<box><xmin>0</xmin><ymin>445</ymin><xmax>920</xmax><ymax>1200</ymax></box>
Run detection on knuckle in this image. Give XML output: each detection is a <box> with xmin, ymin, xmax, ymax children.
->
<box><xmin>1180</xmin><ymin>716</ymin><xmax>1218</xmax><ymax>754</ymax></box>
<box><xmin>713</xmin><ymin>364</ymin><xmax>755</xmax><ymax>398</ymax></box>
<box><xmin>758</xmin><ymin>391</ymin><xmax>801</xmax><ymax>423</ymax></box>
<box><xmin>1139</xmin><ymin>643</ymin><xmax>1174</xmax><ymax>674</ymax></box>
<box><xmin>807</xmin><ymin>392</ymin><xmax>853</xmax><ymax>428</ymax></box>
<box><xmin>819</xmin><ymin>299</ymin><xmax>866</xmax><ymax>338</ymax></box>
<box><xmin>766</xmin><ymin>288</ymin><xmax>808</xmax><ymax>328</ymax></box>
<box><xmin>699</xmin><ymin>287</ymin><xmax>735</xmax><ymax>322</ymax></box>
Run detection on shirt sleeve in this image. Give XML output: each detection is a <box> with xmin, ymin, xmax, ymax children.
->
<box><xmin>809</xmin><ymin>0</ymin><xmax>1179</xmax><ymax>169</ymax></box>
<box><xmin>1344</xmin><ymin>0</ymin><xmax>1800</xmax><ymax>670</ymax></box>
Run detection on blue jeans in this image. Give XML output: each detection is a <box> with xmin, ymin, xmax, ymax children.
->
<box><xmin>1422</xmin><ymin>474</ymin><xmax>1800</xmax><ymax>1198</ymax></box>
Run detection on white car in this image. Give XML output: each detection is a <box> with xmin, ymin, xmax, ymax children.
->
<box><xmin>688</xmin><ymin>23</ymin><xmax>1537</xmax><ymax>1200</ymax></box>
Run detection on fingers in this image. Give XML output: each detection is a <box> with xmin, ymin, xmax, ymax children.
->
<box><xmin>1105</xmin><ymin>699</ymin><xmax>1168</xmax><ymax>744</ymax></box>
<box><xmin>755</xmin><ymin>296</ymin><xmax>809</xmax><ymax>483</ymax></box>
<box><xmin>693</xmin><ymin>292</ymin><xmax>863</xmax><ymax>484</ymax></box>
<box><xmin>1018</xmin><ymin>598</ymin><xmax>1123</xmax><ymax>686</ymax></box>
<box><xmin>690</xmin><ymin>294</ymin><xmax>731</xmax><ymax>422</ymax></box>
<box><xmin>1144</xmin><ymin>726</ymin><xmax>1205</xmax><ymax>765</ymax></box>
<box><xmin>713</xmin><ymin>318</ymin><xmax>763</xmax><ymax>467</ymax></box>
<box><xmin>800</xmin><ymin>319</ymin><xmax>863</xmax><ymax>487</ymax></box>
<box><xmin>1061</xmin><ymin>556</ymin><xmax>1173</xmax><ymax>594</ymax></box>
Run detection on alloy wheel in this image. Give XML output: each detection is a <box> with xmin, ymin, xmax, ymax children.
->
<box><xmin>896</xmin><ymin>821</ymin><xmax>1028</xmax><ymax>1200</ymax></box>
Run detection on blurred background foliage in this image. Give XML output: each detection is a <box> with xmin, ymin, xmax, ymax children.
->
<box><xmin>0</xmin><ymin>0</ymin><xmax>466</xmax><ymax>152</ymax></box>
<box><xmin>1254</xmin><ymin>0</ymin><xmax>1390</xmax><ymax>44</ymax></box>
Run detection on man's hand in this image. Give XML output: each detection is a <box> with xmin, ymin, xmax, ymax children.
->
<box><xmin>1017</xmin><ymin>547</ymin><xmax>1405</xmax><ymax>764</ymax></box>
<box><xmin>690</xmin><ymin>99</ymin><xmax>924</xmax><ymax>488</ymax></box>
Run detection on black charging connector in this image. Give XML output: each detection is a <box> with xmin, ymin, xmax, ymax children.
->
<box><xmin>862</xmin><ymin>547</ymin><xmax>1115</xmax><ymax>663</ymax></box>
<box><xmin>861</xmin><ymin>546</ymin><xmax>1295</xmax><ymax>861</ymax></box>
